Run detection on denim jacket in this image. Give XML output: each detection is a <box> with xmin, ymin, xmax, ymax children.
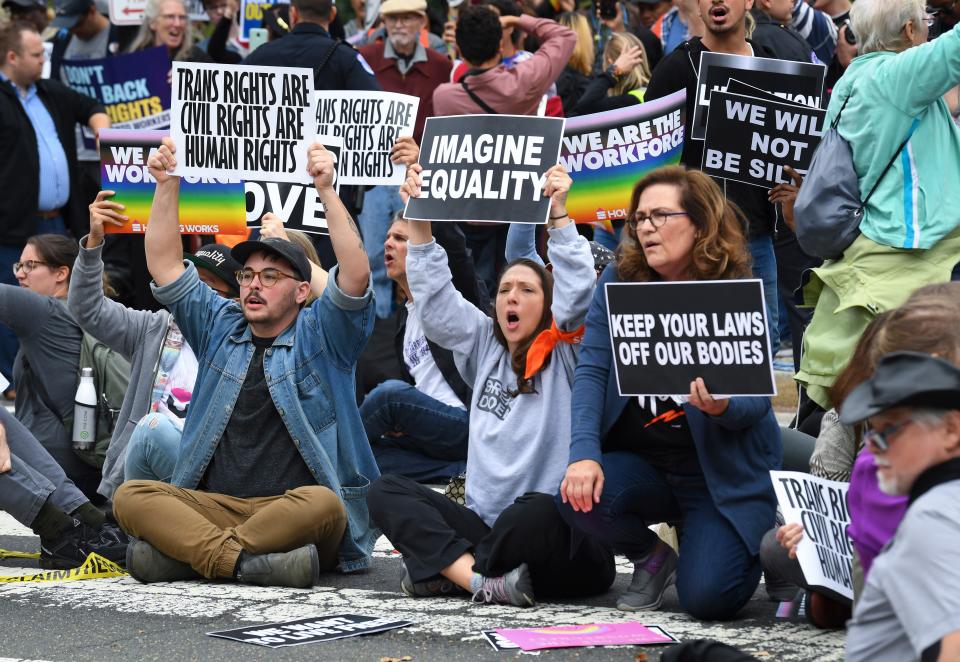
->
<box><xmin>152</xmin><ymin>262</ymin><xmax>379</xmax><ymax>572</ymax></box>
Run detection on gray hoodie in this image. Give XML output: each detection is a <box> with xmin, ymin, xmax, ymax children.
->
<box><xmin>406</xmin><ymin>223</ymin><xmax>594</xmax><ymax>526</ymax></box>
<box><xmin>68</xmin><ymin>239</ymin><xmax>174</xmax><ymax>499</ymax></box>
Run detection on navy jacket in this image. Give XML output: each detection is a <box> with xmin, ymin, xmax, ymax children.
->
<box><xmin>569</xmin><ymin>265</ymin><xmax>782</xmax><ymax>554</ymax></box>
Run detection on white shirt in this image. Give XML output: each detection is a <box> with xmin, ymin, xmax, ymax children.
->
<box><xmin>403</xmin><ymin>301</ymin><xmax>465</xmax><ymax>410</ymax></box>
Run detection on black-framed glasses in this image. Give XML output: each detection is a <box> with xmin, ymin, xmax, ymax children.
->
<box><xmin>863</xmin><ymin>419</ymin><xmax>915</xmax><ymax>452</ymax></box>
<box><xmin>13</xmin><ymin>259</ymin><xmax>48</xmax><ymax>275</ymax></box>
<box><xmin>627</xmin><ymin>210</ymin><xmax>690</xmax><ymax>230</ymax></box>
<box><xmin>236</xmin><ymin>267</ymin><xmax>297</xmax><ymax>288</ymax></box>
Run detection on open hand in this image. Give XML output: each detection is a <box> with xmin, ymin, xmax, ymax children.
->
<box><xmin>612</xmin><ymin>45</ymin><xmax>645</xmax><ymax>77</ymax></box>
<box><xmin>560</xmin><ymin>460</ymin><xmax>605</xmax><ymax>513</ymax></box>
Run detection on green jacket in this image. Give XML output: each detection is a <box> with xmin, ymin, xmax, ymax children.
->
<box><xmin>827</xmin><ymin>27</ymin><xmax>960</xmax><ymax>250</ymax></box>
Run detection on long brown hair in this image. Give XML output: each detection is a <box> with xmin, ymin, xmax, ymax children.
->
<box><xmin>491</xmin><ymin>258</ymin><xmax>554</xmax><ymax>395</ymax></box>
<box><xmin>617</xmin><ymin>166</ymin><xmax>752</xmax><ymax>283</ymax></box>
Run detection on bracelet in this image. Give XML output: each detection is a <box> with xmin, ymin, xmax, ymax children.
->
<box><xmin>550</xmin><ymin>212</ymin><xmax>569</xmax><ymax>220</ymax></box>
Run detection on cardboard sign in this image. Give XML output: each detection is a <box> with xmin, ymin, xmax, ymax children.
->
<box><xmin>100</xmin><ymin>129</ymin><xmax>247</xmax><ymax>235</ymax></box>
<box><xmin>313</xmin><ymin>91</ymin><xmax>419</xmax><ymax>185</ymax></box>
<box><xmin>495</xmin><ymin>623</ymin><xmax>679</xmax><ymax>651</ymax></box>
<box><xmin>109</xmin><ymin>0</ymin><xmax>206</xmax><ymax>25</ymax></box>
<box><xmin>404</xmin><ymin>114</ymin><xmax>564</xmax><ymax>224</ymax></box>
<box><xmin>62</xmin><ymin>47</ymin><xmax>171</xmax><ymax>133</ymax></box>
<box><xmin>239</xmin><ymin>0</ymin><xmax>289</xmax><ymax>43</ymax></box>
<box><xmin>171</xmin><ymin>62</ymin><xmax>316</xmax><ymax>184</ymax></box>
<box><xmin>770</xmin><ymin>471</ymin><xmax>854</xmax><ymax>600</ymax></box>
<box><xmin>691</xmin><ymin>52</ymin><xmax>826</xmax><ymax>140</ymax></box>
<box><xmin>560</xmin><ymin>90</ymin><xmax>685</xmax><ymax>226</ymax></box>
<box><xmin>605</xmin><ymin>280</ymin><xmax>775</xmax><ymax>397</ymax></box>
<box><xmin>207</xmin><ymin>614</ymin><xmax>412</xmax><ymax>648</ymax></box>
<box><xmin>702</xmin><ymin>90</ymin><xmax>826</xmax><ymax>189</ymax></box>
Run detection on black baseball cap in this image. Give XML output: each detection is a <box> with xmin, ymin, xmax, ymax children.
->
<box><xmin>184</xmin><ymin>243</ymin><xmax>243</xmax><ymax>296</ymax></box>
<box><xmin>839</xmin><ymin>352</ymin><xmax>960</xmax><ymax>425</ymax></box>
<box><xmin>51</xmin><ymin>0</ymin><xmax>94</xmax><ymax>28</ymax></box>
<box><xmin>231</xmin><ymin>237</ymin><xmax>311</xmax><ymax>283</ymax></box>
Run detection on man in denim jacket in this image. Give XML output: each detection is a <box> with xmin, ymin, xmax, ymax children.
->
<box><xmin>113</xmin><ymin>139</ymin><xmax>378</xmax><ymax>588</ymax></box>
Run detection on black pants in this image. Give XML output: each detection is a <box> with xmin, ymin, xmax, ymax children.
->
<box><xmin>367</xmin><ymin>475</ymin><xmax>616</xmax><ymax>599</ymax></box>
<box><xmin>774</xmin><ymin>229</ymin><xmax>821</xmax><ymax>371</ymax></box>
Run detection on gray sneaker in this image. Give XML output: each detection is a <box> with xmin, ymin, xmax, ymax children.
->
<box><xmin>617</xmin><ymin>543</ymin><xmax>678</xmax><ymax>611</ymax></box>
<box><xmin>125</xmin><ymin>538</ymin><xmax>201</xmax><ymax>583</ymax></box>
<box><xmin>236</xmin><ymin>544</ymin><xmax>320</xmax><ymax>588</ymax></box>
<box><xmin>400</xmin><ymin>562</ymin><xmax>466</xmax><ymax>598</ymax></box>
<box><xmin>470</xmin><ymin>563</ymin><xmax>536</xmax><ymax>608</ymax></box>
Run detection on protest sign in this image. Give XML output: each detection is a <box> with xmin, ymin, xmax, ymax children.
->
<box><xmin>171</xmin><ymin>62</ymin><xmax>316</xmax><ymax>184</ymax></box>
<box><xmin>62</xmin><ymin>47</ymin><xmax>171</xmax><ymax>140</ymax></box>
<box><xmin>246</xmin><ymin>138</ymin><xmax>342</xmax><ymax>236</ymax></box>
<box><xmin>560</xmin><ymin>90</ymin><xmax>685</xmax><ymax>225</ymax></box>
<box><xmin>691</xmin><ymin>52</ymin><xmax>826</xmax><ymax>140</ymax></box>
<box><xmin>313</xmin><ymin>91</ymin><xmax>419</xmax><ymax>185</ymax></box>
<box><xmin>770</xmin><ymin>471</ymin><xmax>854</xmax><ymax>601</ymax></box>
<box><xmin>605</xmin><ymin>280</ymin><xmax>775</xmax><ymax>396</ymax></box>
<box><xmin>495</xmin><ymin>623</ymin><xmax>678</xmax><ymax>651</ymax></box>
<box><xmin>240</xmin><ymin>0</ymin><xmax>289</xmax><ymax>43</ymax></box>
<box><xmin>404</xmin><ymin>114</ymin><xmax>564</xmax><ymax>224</ymax></box>
<box><xmin>100</xmin><ymin>129</ymin><xmax>247</xmax><ymax>235</ymax></box>
<box><xmin>206</xmin><ymin>614</ymin><xmax>412</xmax><ymax>648</ymax></box>
<box><xmin>702</xmin><ymin>91</ymin><xmax>826</xmax><ymax>188</ymax></box>
<box><xmin>109</xmin><ymin>0</ymin><xmax>206</xmax><ymax>25</ymax></box>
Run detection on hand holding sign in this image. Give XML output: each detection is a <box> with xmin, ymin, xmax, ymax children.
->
<box><xmin>768</xmin><ymin>166</ymin><xmax>803</xmax><ymax>232</ymax></box>
<box><xmin>390</xmin><ymin>136</ymin><xmax>420</xmax><ymax>167</ymax></box>
<box><xmin>147</xmin><ymin>137</ymin><xmax>178</xmax><ymax>184</ymax></box>
<box><xmin>560</xmin><ymin>459</ymin><xmax>605</xmax><ymax>513</ymax></box>
<box><xmin>399</xmin><ymin>163</ymin><xmax>424</xmax><ymax>205</ymax></box>
<box><xmin>307</xmin><ymin>143</ymin><xmax>337</xmax><ymax>193</ymax></box>
<box><xmin>542</xmin><ymin>164</ymin><xmax>572</xmax><ymax>222</ymax></box>
<box><xmin>88</xmin><ymin>190</ymin><xmax>128</xmax><ymax>248</ymax></box>
<box><xmin>776</xmin><ymin>522</ymin><xmax>805</xmax><ymax>560</ymax></box>
<box><xmin>258</xmin><ymin>212</ymin><xmax>290</xmax><ymax>241</ymax></box>
<box><xmin>688</xmin><ymin>377</ymin><xmax>729</xmax><ymax>416</ymax></box>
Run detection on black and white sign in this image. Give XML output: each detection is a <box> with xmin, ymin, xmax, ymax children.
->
<box><xmin>246</xmin><ymin>139</ymin><xmax>342</xmax><ymax>235</ymax></box>
<box><xmin>702</xmin><ymin>91</ymin><xmax>826</xmax><ymax>188</ymax></box>
<box><xmin>691</xmin><ymin>52</ymin><xmax>826</xmax><ymax>140</ymax></box>
<box><xmin>206</xmin><ymin>614</ymin><xmax>413</xmax><ymax>648</ymax></box>
<box><xmin>770</xmin><ymin>471</ymin><xmax>854</xmax><ymax>601</ymax></box>
<box><xmin>314</xmin><ymin>91</ymin><xmax>419</xmax><ymax>186</ymax></box>
<box><xmin>605</xmin><ymin>280</ymin><xmax>775</xmax><ymax>396</ymax></box>
<box><xmin>404</xmin><ymin>114</ymin><xmax>565</xmax><ymax>224</ymax></box>
<box><xmin>171</xmin><ymin>62</ymin><xmax>316</xmax><ymax>184</ymax></box>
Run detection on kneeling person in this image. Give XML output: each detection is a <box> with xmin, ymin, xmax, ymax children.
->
<box><xmin>114</xmin><ymin>139</ymin><xmax>377</xmax><ymax>588</ymax></box>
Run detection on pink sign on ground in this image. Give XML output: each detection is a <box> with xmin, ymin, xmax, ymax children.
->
<box><xmin>494</xmin><ymin>622</ymin><xmax>678</xmax><ymax>651</ymax></box>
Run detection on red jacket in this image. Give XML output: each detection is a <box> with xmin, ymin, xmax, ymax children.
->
<box><xmin>358</xmin><ymin>41</ymin><xmax>452</xmax><ymax>145</ymax></box>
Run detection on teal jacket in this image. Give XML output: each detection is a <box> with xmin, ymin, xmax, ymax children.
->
<box><xmin>827</xmin><ymin>27</ymin><xmax>960</xmax><ymax>250</ymax></box>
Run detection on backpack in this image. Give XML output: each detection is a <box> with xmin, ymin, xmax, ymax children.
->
<box><xmin>70</xmin><ymin>333</ymin><xmax>131</xmax><ymax>469</ymax></box>
<box><xmin>794</xmin><ymin>94</ymin><xmax>916</xmax><ymax>260</ymax></box>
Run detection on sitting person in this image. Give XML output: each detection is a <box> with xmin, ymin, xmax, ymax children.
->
<box><xmin>112</xmin><ymin>139</ymin><xmax>378</xmax><ymax>588</ymax></box>
<box><xmin>558</xmin><ymin>166</ymin><xmax>781</xmax><ymax>621</ymax></box>
<box><xmin>367</xmin><ymin>163</ymin><xmax>616</xmax><ymax>607</ymax></box>
<box><xmin>0</xmin><ymin>407</ymin><xmax>126</xmax><ymax>569</ymax></box>
<box><xmin>841</xmin><ymin>352</ymin><xmax>960</xmax><ymax>661</ymax></box>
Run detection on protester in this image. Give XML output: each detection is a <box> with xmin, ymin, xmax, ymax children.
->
<box><xmin>650</xmin><ymin>0</ymin><xmax>703</xmax><ymax>56</ymax></box>
<box><xmin>112</xmin><ymin>139</ymin><xmax>377</xmax><ymax>588</ymax></box>
<box><xmin>635</xmin><ymin>0</ymin><xmax>671</xmax><ymax>29</ymax></box>
<box><xmin>368</xmin><ymin>162</ymin><xmax>616</xmax><ymax>607</ymax></box>
<box><xmin>343</xmin><ymin>0</ymin><xmax>366</xmax><ymax>39</ymax></box>
<box><xmin>558</xmin><ymin>166</ymin><xmax>780</xmax><ymax>620</ymax></box>
<box><xmin>751</xmin><ymin>1</ymin><xmax>817</xmax><ymax>63</ymax></box>
<box><xmin>796</xmin><ymin>0</ymin><xmax>960</xmax><ymax>422</ymax></box>
<box><xmin>590</xmin><ymin>0</ymin><xmax>662</xmax><ymax>70</ymax></box>
<box><xmin>0</xmin><ymin>21</ymin><xmax>109</xmax><ymax>394</ymax></box>
<box><xmin>2</xmin><ymin>0</ymin><xmax>50</xmax><ymax>33</ymax></box>
<box><xmin>127</xmin><ymin>0</ymin><xmax>211</xmax><ymax>62</ymax></box>
<box><xmin>197</xmin><ymin>0</ymin><xmax>246</xmax><ymax>63</ymax></box>
<box><xmin>645</xmin><ymin>0</ymin><xmax>783</xmax><ymax>352</ymax></box>
<box><xmin>930</xmin><ymin>0</ymin><xmax>960</xmax><ymax>36</ymax></box>
<box><xmin>572</xmin><ymin>31</ymin><xmax>650</xmax><ymax>115</ymax></box>
<box><xmin>554</xmin><ymin>11</ymin><xmax>594</xmax><ymax>114</ymax></box>
<box><xmin>841</xmin><ymin>352</ymin><xmax>960</xmax><ymax>661</ymax></box>
<box><xmin>790</xmin><ymin>0</ymin><xmax>840</xmax><ymax>63</ymax></box>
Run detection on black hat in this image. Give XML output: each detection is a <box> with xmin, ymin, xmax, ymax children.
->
<box><xmin>839</xmin><ymin>351</ymin><xmax>960</xmax><ymax>425</ymax></box>
<box><xmin>51</xmin><ymin>0</ymin><xmax>94</xmax><ymax>28</ymax></box>
<box><xmin>3</xmin><ymin>0</ymin><xmax>46</xmax><ymax>10</ymax></box>
<box><xmin>231</xmin><ymin>237</ymin><xmax>311</xmax><ymax>283</ymax></box>
<box><xmin>184</xmin><ymin>243</ymin><xmax>243</xmax><ymax>296</ymax></box>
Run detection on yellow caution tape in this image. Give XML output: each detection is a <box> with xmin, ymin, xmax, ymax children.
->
<box><xmin>0</xmin><ymin>552</ymin><xmax>127</xmax><ymax>583</ymax></box>
<box><xmin>0</xmin><ymin>548</ymin><xmax>40</xmax><ymax>559</ymax></box>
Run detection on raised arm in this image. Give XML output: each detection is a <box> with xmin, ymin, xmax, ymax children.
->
<box><xmin>308</xmin><ymin>143</ymin><xmax>370</xmax><ymax>297</ymax></box>
<box><xmin>144</xmin><ymin>138</ymin><xmax>186</xmax><ymax>286</ymax></box>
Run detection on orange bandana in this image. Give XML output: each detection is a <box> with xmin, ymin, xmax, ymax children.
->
<box><xmin>523</xmin><ymin>320</ymin><xmax>585</xmax><ymax>380</ymax></box>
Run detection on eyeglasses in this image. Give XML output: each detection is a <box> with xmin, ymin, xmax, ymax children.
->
<box><xmin>862</xmin><ymin>418</ymin><xmax>916</xmax><ymax>452</ymax></box>
<box><xmin>383</xmin><ymin>13</ymin><xmax>423</xmax><ymax>23</ymax></box>
<box><xmin>13</xmin><ymin>259</ymin><xmax>48</xmax><ymax>274</ymax></box>
<box><xmin>627</xmin><ymin>210</ymin><xmax>690</xmax><ymax>230</ymax></box>
<box><xmin>236</xmin><ymin>267</ymin><xmax>297</xmax><ymax>288</ymax></box>
<box><xmin>927</xmin><ymin>1</ymin><xmax>957</xmax><ymax>17</ymax></box>
<box><xmin>924</xmin><ymin>12</ymin><xmax>936</xmax><ymax>26</ymax></box>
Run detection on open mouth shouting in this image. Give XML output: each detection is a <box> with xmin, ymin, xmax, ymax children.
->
<box><xmin>707</xmin><ymin>2</ymin><xmax>729</xmax><ymax>27</ymax></box>
<box><xmin>505</xmin><ymin>310</ymin><xmax>521</xmax><ymax>331</ymax></box>
<box><xmin>244</xmin><ymin>293</ymin><xmax>266</xmax><ymax>311</ymax></box>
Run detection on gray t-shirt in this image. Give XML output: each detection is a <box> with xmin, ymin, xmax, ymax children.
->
<box><xmin>61</xmin><ymin>26</ymin><xmax>112</xmax><ymax>162</ymax></box>
<box><xmin>846</xmin><ymin>479</ymin><xmax>960</xmax><ymax>661</ymax></box>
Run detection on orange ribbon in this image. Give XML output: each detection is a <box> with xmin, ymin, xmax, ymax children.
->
<box><xmin>523</xmin><ymin>320</ymin><xmax>585</xmax><ymax>380</ymax></box>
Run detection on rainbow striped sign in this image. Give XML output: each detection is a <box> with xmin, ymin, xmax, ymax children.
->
<box><xmin>560</xmin><ymin>90</ymin><xmax>686</xmax><ymax>228</ymax></box>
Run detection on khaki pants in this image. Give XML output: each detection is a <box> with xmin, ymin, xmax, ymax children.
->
<box><xmin>114</xmin><ymin>480</ymin><xmax>346</xmax><ymax>579</ymax></box>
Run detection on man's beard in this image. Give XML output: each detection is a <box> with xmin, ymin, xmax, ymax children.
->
<box><xmin>876</xmin><ymin>470</ymin><xmax>905</xmax><ymax>496</ymax></box>
<box><xmin>389</xmin><ymin>33</ymin><xmax>417</xmax><ymax>54</ymax></box>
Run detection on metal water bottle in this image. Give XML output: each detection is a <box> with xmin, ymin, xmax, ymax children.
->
<box><xmin>72</xmin><ymin>368</ymin><xmax>97</xmax><ymax>451</ymax></box>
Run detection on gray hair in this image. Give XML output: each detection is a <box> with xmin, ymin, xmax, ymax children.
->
<box><xmin>851</xmin><ymin>0</ymin><xmax>926</xmax><ymax>55</ymax></box>
<box><xmin>128</xmin><ymin>0</ymin><xmax>196</xmax><ymax>59</ymax></box>
<box><xmin>911</xmin><ymin>408</ymin><xmax>955</xmax><ymax>429</ymax></box>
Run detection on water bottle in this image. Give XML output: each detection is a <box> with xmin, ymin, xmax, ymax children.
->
<box><xmin>72</xmin><ymin>368</ymin><xmax>97</xmax><ymax>451</ymax></box>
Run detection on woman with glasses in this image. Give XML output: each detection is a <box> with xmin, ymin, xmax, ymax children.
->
<box><xmin>558</xmin><ymin>166</ymin><xmax>781</xmax><ymax>621</ymax></box>
<box><xmin>0</xmin><ymin>234</ymin><xmax>102</xmax><ymax>497</ymax></box>
<box><xmin>128</xmin><ymin>0</ymin><xmax>212</xmax><ymax>63</ymax></box>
